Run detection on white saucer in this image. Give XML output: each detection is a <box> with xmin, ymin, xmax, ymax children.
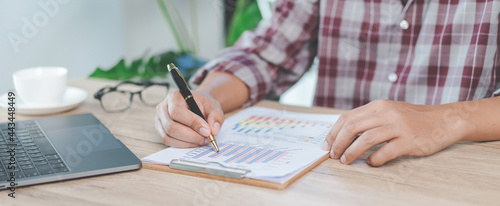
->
<box><xmin>0</xmin><ymin>87</ymin><xmax>88</xmax><ymax>116</ymax></box>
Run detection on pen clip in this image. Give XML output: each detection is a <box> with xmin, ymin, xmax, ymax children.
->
<box><xmin>168</xmin><ymin>63</ymin><xmax>191</xmax><ymax>91</ymax></box>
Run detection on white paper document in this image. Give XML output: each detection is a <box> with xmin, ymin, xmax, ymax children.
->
<box><xmin>142</xmin><ymin>107</ymin><xmax>340</xmax><ymax>183</ymax></box>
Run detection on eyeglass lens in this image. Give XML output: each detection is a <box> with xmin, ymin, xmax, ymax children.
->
<box><xmin>141</xmin><ymin>85</ymin><xmax>169</xmax><ymax>106</ymax></box>
<box><xmin>99</xmin><ymin>83</ymin><xmax>168</xmax><ymax>112</ymax></box>
<box><xmin>101</xmin><ymin>91</ymin><xmax>132</xmax><ymax>112</ymax></box>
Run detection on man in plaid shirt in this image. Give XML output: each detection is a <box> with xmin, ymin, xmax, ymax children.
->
<box><xmin>156</xmin><ymin>0</ymin><xmax>500</xmax><ymax>166</ymax></box>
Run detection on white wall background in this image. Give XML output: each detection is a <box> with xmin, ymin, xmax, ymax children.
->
<box><xmin>0</xmin><ymin>0</ymin><xmax>315</xmax><ymax>107</ymax></box>
<box><xmin>0</xmin><ymin>0</ymin><xmax>225</xmax><ymax>93</ymax></box>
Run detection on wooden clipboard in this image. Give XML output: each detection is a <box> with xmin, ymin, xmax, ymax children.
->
<box><xmin>142</xmin><ymin>153</ymin><xmax>329</xmax><ymax>190</ymax></box>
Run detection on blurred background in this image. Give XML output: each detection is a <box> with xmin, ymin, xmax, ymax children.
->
<box><xmin>0</xmin><ymin>0</ymin><xmax>316</xmax><ymax>107</ymax></box>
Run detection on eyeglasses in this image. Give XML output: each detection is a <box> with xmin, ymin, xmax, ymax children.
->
<box><xmin>94</xmin><ymin>81</ymin><xmax>170</xmax><ymax>113</ymax></box>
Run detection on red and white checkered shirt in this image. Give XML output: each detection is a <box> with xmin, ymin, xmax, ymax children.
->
<box><xmin>191</xmin><ymin>0</ymin><xmax>500</xmax><ymax>110</ymax></box>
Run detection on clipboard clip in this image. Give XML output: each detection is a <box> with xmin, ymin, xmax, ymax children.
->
<box><xmin>169</xmin><ymin>159</ymin><xmax>251</xmax><ymax>179</ymax></box>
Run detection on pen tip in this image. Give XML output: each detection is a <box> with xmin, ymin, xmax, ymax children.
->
<box><xmin>167</xmin><ymin>63</ymin><xmax>176</xmax><ymax>72</ymax></box>
<box><xmin>208</xmin><ymin>134</ymin><xmax>220</xmax><ymax>152</ymax></box>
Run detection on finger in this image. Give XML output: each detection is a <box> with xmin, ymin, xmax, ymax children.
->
<box><xmin>204</xmin><ymin>103</ymin><xmax>224</xmax><ymax>136</ymax></box>
<box><xmin>193</xmin><ymin>92</ymin><xmax>224</xmax><ymax>136</ymax></box>
<box><xmin>340</xmin><ymin>126</ymin><xmax>396</xmax><ymax>165</ymax></box>
<box><xmin>159</xmin><ymin>114</ymin><xmax>208</xmax><ymax>145</ymax></box>
<box><xmin>156</xmin><ymin>115</ymin><xmax>201</xmax><ymax>147</ymax></box>
<box><xmin>367</xmin><ymin>138</ymin><xmax>408</xmax><ymax>166</ymax></box>
<box><xmin>163</xmin><ymin>134</ymin><xmax>201</xmax><ymax>148</ymax></box>
<box><xmin>155</xmin><ymin>116</ymin><xmax>167</xmax><ymax>140</ymax></box>
<box><xmin>323</xmin><ymin>103</ymin><xmax>379</xmax><ymax>151</ymax></box>
<box><xmin>207</xmin><ymin>112</ymin><xmax>224</xmax><ymax>136</ymax></box>
<box><xmin>156</xmin><ymin>98</ymin><xmax>170</xmax><ymax>127</ymax></box>
<box><xmin>331</xmin><ymin>114</ymin><xmax>385</xmax><ymax>159</ymax></box>
<box><xmin>166</xmin><ymin>92</ymin><xmax>211</xmax><ymax>137</ymax></box>
<box><xmin>157</xmin><ymin>111</ymin><xmax>205</xmax><ymax>147</ymax></box>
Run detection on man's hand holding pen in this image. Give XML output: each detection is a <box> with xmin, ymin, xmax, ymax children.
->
<box><xmin>155</xmin><ymin>90</ymin><xmax>225</xmax><ymax>149</ymax></box>
<box><xmin>155</xmin><ymin>64</ymin><xmax>224</xmax><ymax>151</ymax></box>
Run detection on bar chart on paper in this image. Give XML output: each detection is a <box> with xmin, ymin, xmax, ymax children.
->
<box><xmin>179</xmin><ymin>108</ymin><xmax>339</xmax><ymax>173</ymax></box>
<box><xmin>228</xmin><ymin>115</ymin><xmax>334</xmax><ymax>146</ymax></box>
<box><xmin>142</xmin><ymin>107</ymin><xmax>339</xmax><ymax>182</ymax></box>
<box><xmin>181</xmin><ymin>143</ymin><xmax>293</xmax><ymax>171</ymax></box>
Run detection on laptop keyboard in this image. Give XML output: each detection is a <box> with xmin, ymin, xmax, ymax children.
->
<box><xmin>0</xmin><ymin>121</ymin><xmax>69</xmax><ymax>182</ymax></box>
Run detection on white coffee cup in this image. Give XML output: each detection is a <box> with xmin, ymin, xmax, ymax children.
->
<box><xmin>13</xmin><ymin>67</ymin><xmax>68</xmax><ymax>107</ymax></box>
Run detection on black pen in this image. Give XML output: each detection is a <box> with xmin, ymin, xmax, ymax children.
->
<box><xmin>167</xmin><ymin>63</ymin><xmax>220</xmax><ymax>152</ymax></box>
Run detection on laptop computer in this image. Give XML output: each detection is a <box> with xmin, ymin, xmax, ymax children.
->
<box><xmin>0</xmin><ymin>113</ymin><xmax>141</xmax><ymax>189</ymax></box>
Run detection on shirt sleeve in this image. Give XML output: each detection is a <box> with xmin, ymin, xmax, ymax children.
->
<box><xmin>189</xmin><ymin>0</ymin><xmax>320</xmax><ymax>107</ymax></box>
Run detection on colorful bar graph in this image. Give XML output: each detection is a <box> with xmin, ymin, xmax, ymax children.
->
<box><xmin>192</xmin><ymin>149</ymin><xmax>213</xmax><ymax>159</ymax></box>
<box><xmin>230</xmin><ymin>114</ymin><xmax>334</xmax><ymax>137</ymax></box>
<box><xmin>291</xmin><ymin>121</ymin><xmax>302</xmax><ymax>129</ymax></box>
<box><xmin>235</xmin><ymin>148</ymin><xmax>264</xmax><ymax>164</ymax></box>
<box><xmin>228</xmin><ymin>114</ymin><xmax>335</xmax><ymax>148</ymax></box>
<box><xmin>280</xmin><ymin>120</ymin><xmax>294</xmax><ymax>130</ymax></box>
<box><xmin>224</xmin><ymin>147</ymin><xmax>253</xmax><ymax>163</ymax></box>
<box><xmin>265</xmin><ymin>119</ymin><xmax>286</xmax><ymax>133</ymax></box>
<box><xmin>254</xmin><ymin>150</ymin><xmax>278</xmax><ymax>164</ymax></box>
<box><xmin>262</xmin><ymin>151</ymin><xmax>285</xmax><ymax>163</ymax></box>
<box><xmin>209</xmin><ymin>144</ymin><xmax>237</xmax><ymax>158</ymax></box>
<box><xmin>224</xmin><ymin>145</ymin><xmax>245</xmax><ymax>156</ymax></box>
<box><xmin>183</xmin><ymin>143</ymin><xmax>289</xmax><ymax>166</ymax></box>
<box><xmin>226</xmin><ymin>148</ymin><xmax>256</xmax><ymax>164</ymax></box>
<box><xmin>247</xmin><ymin>150</ymin><xmax>274</xmax><ymax>164</ymax></box>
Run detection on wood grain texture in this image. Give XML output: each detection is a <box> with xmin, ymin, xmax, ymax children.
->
<box><xmin>142</xmin><ymin>153</ymin><xmax>330</xmax><ymax>190</ymax></box>
<box><xmin>0</xmin><ymin>78</ymin><xmax>499</xmax><ymax>206</ymax></box>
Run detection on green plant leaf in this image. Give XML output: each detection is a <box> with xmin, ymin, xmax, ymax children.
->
<box><xmin>89</xmin><ymin>52</ymin><xmax>206</xmax><ymax>82</ymax></box>
<box><xmin>226</xmin><ymin>0</ymin><xmax>262</xmax><ymax>46</ymax></box>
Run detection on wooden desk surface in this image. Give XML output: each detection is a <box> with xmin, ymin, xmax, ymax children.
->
<box><xmin>1</xmin><ymin>78</ymin><xmax>499</xmax><ymax>206</ymax></box>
